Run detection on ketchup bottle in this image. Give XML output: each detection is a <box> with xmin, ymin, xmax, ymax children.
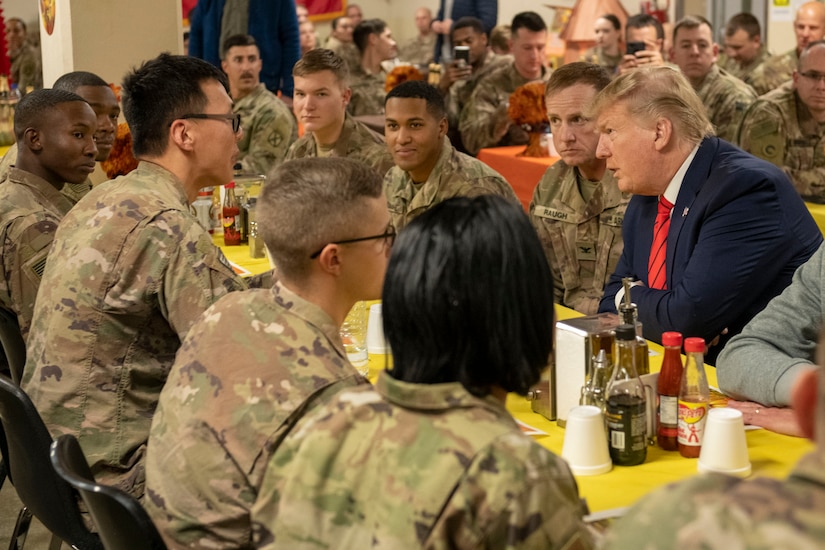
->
<box><xmin>677</xmin><ymin>337</ymin><xmax>709</xmax><ymax>458</ymax></box>
<box><xmin>657</xmin><ymin>332</ymin><xmax>683</xmax><ymax>451</ymax></box>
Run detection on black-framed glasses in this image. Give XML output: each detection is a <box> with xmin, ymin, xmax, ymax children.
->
<box><xmin>799</xmin><ymin>71</ymin><xmax>825</xmax><ymax>84</ymax></box>
<box><xmin>180</xmin><ymin>113</ymin><xmax>242</xmax><ymax>133</ymax></box>
<box><xmin>309</xmin><ymin>223</ymin><xmax>396</xmax><ymax>259</ymax></box>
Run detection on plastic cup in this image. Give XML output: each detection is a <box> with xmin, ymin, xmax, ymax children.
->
<box><xmin>366</xmin><ymin>303</ymin><xmax>389</xmax><ymax>355</ymax></box>
<box><xmin>561</xmin><ymin>405</ymin><xmax>612</xmax><ymax>476</ymax></box>
<box><xmin>697</xmin><ymin>408</ymin><xmax>751</xmax><ymax>477</ymax></box>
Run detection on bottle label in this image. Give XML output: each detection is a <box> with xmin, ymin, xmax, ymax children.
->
<box><xmin>677</xmin><ymin>400</ymin><xmax>708</xmax><ymax>446</ymax></box>
<box><xmin>659</xmin><ymin>395</ymin><xmax>678</xmax><ymax>425</ymax></box>
<box><xmin>606</xmin><ymin>396</ymin><xmax>646</xmax><ymax>454</ymax></box>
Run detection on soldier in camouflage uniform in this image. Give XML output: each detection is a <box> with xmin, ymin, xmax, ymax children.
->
<box><xmin>669</xmin><ymin>16</ymin><xmax>755</xmax><ymax>143</ymax></box>
<box><xmin>383</xmin><ymin>81</ymin><xmax>517</xmax><ymax>230</ymax></box>
<box><xmin>749</xmin><ymin>2</ymin><xmax>825</xmax><ymax>95</ymax></box>
<box><xmin>0</xmin><ymin>71</ymin><xmax>120</xmax><ymax>202</ymax></box>
<box><xmin>398</xmin><ymin>7</ymin><xmax>436</xmax><ymax>67</ymax></box>
<box><xmin>606</xmin><ymin>358</ymin><xmax>825</xmax><ymax>549</ymax></box>
<box><xmin>738</xmin><ymin>41</ymin><xmax>825</xmax><ymax>203</ymax></box>
<box><xmin>0</xmin><ymin>90</ymin><xmax>97</xmax><ymax>345</ymax></box>
<box><xmin>348</xmin><ymin>19</ymin><xmax>397</xmax><ymax>116</ymax></box>
<box><xmin>6</xmin><ymin>18</ymin><xmax>42</xmax><ymax>93</ymax></box>
<box><xmin>221</xmin><ymin>35</ymin><xmax>297</xmax><ymax>175</ymax></box>
<box><xmin>581</xmin><ymin>14</ymin><xmax>623</xmax><ymax>75</ymax></box>
<box><xmin>438</xmin><ymin>17</ymin><xmax>505</xmax><ymax>152</ymax></box>
<box><xmin>324</xmin><ymin>16</ymin><xmax>361</xmax><ymax>70</ymax></box>
<box><xmin>21</xmin><ymin>54</ymin><xmax>254</xmax><ymax>500</ymax></box>
<box><xmin>719</xmin><ymin>13</ymin><xmax>771</xmax><ymax>88</ymax></box>
<box><xmin>459</xmin><ymin>12</ymin><xmax>551</xmax><ymax>156</ymax></box>
<box><xmin>250</xmin><ymin>195</ymin><xmax>594</xmax><ymax>550</ymax></box>
<box><xmin>530</xmin><ymin>63</ymin><xmax>629</xmax><ymax>315</ymax></box>
<box><xmin>288</xmin><ymin>49</ymin><xmax>394</xmax><ymax>176</ymax></box>
<box><xmin>145</xmin><ymin>158</ymin><xmax>389</xmax><ymax>549</ymax></box>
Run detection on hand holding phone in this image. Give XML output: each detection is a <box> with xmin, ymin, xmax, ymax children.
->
<box><xmin>453</xmin><ymin>46</ymin><xmax>470</xmax><ymax>67</ymax></box>
<box><xmin>626</xmin><ymin>41</ymin><xmax>646</xmax><ymax>56</ymax></box>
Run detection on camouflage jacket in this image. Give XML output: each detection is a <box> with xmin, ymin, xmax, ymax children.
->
<box><xmin>235</xmin><ymin>83</ymin><xmax>298</xmax><ymax>175</ymax></box>
<box><xmin>748</xmin><ymin>48</ymin><xmax>797</xmax><ymax>96</ymax></box>
<box><xmin>605</xmin><ymin>449</ymin><xmax>825</xmax><ymax>549</ymax></box>
<box><xmin>250</xmin><ymin>371</ymin><xmax>595</xmax><ymax>550</ymax></box>
<box><xmin>458</xmin><ymin>60</ymin><xmax>551</xmax><ymax>155</ymax></box>
<box><xmin>145</xmin><ymin>281</ymin><xmax>366</xmax><ymax>549</ymax></box>
<box><xmin>529</xmin><ymin>162</ymin><xmax>629</xmax><ymax>315</ymax></box>
<box><xmin>10</xmin><ymin>44</ymin><xmax>42</xmax><ymax>92</ymax></box>
<box><xmin>348</xmin><ymin>65</ymin><xmax>388</xmax><ymax>117</ymax></box>
<box><xmin>720</xmin><ymin>45</ymin><xmax>771</xmax><ymax>86</ymax></box>
<box><xmin>324</xmin><ymin>37</ymin><xmax>361</xmax><ymax>70</ymax></box>
<box><xmin>21</xmin><ymin>161</ymin><xmax>247</xmax><ymax>499</ymax></box>
<box><xmin>445</xmin><ymin>51</ymin><xmax>506</xmax><ymax>130</ymax></box>
<box><xmin>0</xmin><ymin>168</ymin><xmax>73</xmax><ymax>341</ymax></box>
<box><xmin>693</xmin><ymin>64</ymin><xmax>756</xmax><ymax>143</ymax></box>
<box><xmin>737</xmin><ymin>81</ymin><xmax>825</xmax><ymax>202</ymax></box>
<box><xmin>286</xmin><ymin>114</ymin><xmax>394</xmax><ymax>177</ymax></box>
<box><xmin>384</xmin><ymin>138</ymin><xmax>518</xmax><ymax>229</ymax></box>
<box><xmin>398</xmin><ymin>33</ymin><xmax>436</xmax><ymax>67</ymax></box>
<box><xmin>0</xmin><ymin>142</ymin><xmax>93</xmax><ymax>205</ymax></box>
<box><xmin>580</xmin><ymin>46</ymin><xmax>622</xmax><ymax>75</ymax></box>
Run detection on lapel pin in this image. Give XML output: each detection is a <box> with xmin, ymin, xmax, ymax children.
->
<box><xmin>682</xmin><ymin>207</ymin><xmax>689</xmax><ymax>217</ymax></box>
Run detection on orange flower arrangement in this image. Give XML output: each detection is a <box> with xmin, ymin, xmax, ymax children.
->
<box><xmin>101</xmin><ymin>122</ymin><xmax>139</xmax><ymax>178</ymax></box>
<box><xmin>385</xmin><ymin>65</ymin><xmax>425</xmax><ymax>92</ymax></box>
<box><xmin>508</xmin><ymin>81</ymin><xmax>549</xmax><ymax>157</ymax></box>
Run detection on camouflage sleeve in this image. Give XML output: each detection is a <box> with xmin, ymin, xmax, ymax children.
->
<box><xmin>529</xmin><ymin>187</ymin><xmax>567</xmax><ymax>306</ymax></box>
<box><xmin>239</xmin><ymin>105</ymin><xmax>297</xmax><ymax>175</ymax></box>
<box><xmin>17</xmin><ymin>52</ymin><xmax>42</xmax><ymax>91</ymax></box>
<box><xmin>1</xmin><ymin>216</ymin><xmax>57</xmax><ymax>339</ymax></box>
<box><xmin>0</xmin><ymin>144</ymin><xmax>17</xmax><ymax>182</ymax></box>
<box><xmin>426</xmin><ymin>433</ymin><xmax>594</xmax><ymax>550</ymax></box>
<box><xmin>459</xmin><ymin>82</ymin><xmax>510</xmax><ymax>156</ymax></box>
<box><xmin>737</xmin><ymin>101</ymin><xmax>785</xmax><ymax>169</ymax></box>
<box><xmin>604</xmin><ymin>474</ymin><xmax>752</xmax><ymax>550</ymax></box>
<box><xmin>155</xmin><ymin>214</ymin><xmax>247</xmax><ymax>338</ymax></box>
<box><xmin>457</xmin><ymin>177</ymin><xmax>518</xmax><ymax>203</ymax></box>
<box><xmin>707</xmin><ymin>87</ymin><xmax>755</xmax><ymax>143</ymax></box>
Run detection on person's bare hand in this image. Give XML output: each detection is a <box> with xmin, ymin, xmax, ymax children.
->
<box><xmin>618</xmin><ymin>42</ymin><xmax>664</xmax><ymax>73</ymax></box>
<box><xmin>439</xmin><ymin>61</ymin><xmax>472</xmax><ymax>92</ymax></box>
<box><xmin>708</xmin><ymin>328</ymin><xmax>729</xmax><ymax>347</ymax></box>
<box><xmin>727</xmin><ymin>400</ymin><xmax>804</xmax><ymax>437</ymax></box>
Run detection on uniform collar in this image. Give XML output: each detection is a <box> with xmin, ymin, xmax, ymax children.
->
<box><xmin>271</xmin><ymin>279</ymin><xmax>346</xmax><ymax>358</ymax></box>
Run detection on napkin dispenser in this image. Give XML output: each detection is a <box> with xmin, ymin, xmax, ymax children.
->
<box><xmin>555</xmin><ymin>313</ymin><xmax>619</xmax><ymax>427</ymax></box>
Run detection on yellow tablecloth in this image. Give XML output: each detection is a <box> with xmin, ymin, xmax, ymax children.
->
<box><xmin>214</xmin><ymin>234</ymin><xmax>271</xmax><ymax>276</ymax></box>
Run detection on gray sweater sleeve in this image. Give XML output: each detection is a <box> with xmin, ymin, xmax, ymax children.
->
<box><xmin>716</xmin><ymin>242</ymin><xmax>825</xmax><ymax>406</ymax></box>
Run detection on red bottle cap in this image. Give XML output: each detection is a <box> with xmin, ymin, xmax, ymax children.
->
<box><xmin>684</xmin><ymin>337</ymin><xmax>705</xmax><ymax>353</ymax></box>
<box><xmin>225</xmin><ymin>181</ymin><xmax>236</xmax><ymax>188</ymax></box>
<box><xmin>661</xmin><ymin>332</ymin><xmax>683</xmax><ymax>347</ymax></box>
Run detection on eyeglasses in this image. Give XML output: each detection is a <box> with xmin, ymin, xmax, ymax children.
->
<box><xmin>309</xmin><ymin>223</ymin><xmax>396</xmax><ymax>259</ymax></box>
<box><xmin>179</xmin><ymin>113</ymin><xmax>242</xmax><ymax>133</ymax></box>
<box><xmin>799</xmin><ymin>71</ymin><xmax>825</xmax><ymax>84</ymax></box>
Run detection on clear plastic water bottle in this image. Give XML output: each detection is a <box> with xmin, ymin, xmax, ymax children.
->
<box><xmin>340</xmin><ymin>301</ymin><xmax>368</xmax><ymax>376</ymax></box>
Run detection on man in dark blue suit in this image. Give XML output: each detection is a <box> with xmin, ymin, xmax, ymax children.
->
<box><xmin>595</xmin><ymin>66</ymin><xmax>823</xmax><ymax>363</ymax></box>
<box><xmin>432</xmin><ymin>0</ymin><xmax>498</xmax><ymax>62</ymax></box>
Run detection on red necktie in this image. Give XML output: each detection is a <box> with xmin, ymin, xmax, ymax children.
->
<box><xmin>648</xmin><ymin>196</ymin><xmax>673</xmax><ymax>290</ymax></box>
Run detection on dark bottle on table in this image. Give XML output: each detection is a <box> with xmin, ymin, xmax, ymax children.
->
<box><xmin>605</xmin><ymin>324</ymin><xmax>647</xmax><ymax>466</ymax></box>
<box><xmin>222</xmin><ymin>181</ymin><xmax>241</xmax><ymax>246</ymax></box>
<box><xmin>657</xmin><ymin>331</ymin><xmax>683</xmax><ymax>451</ymax></box>
<box><xmin>678</xmin><ymin>337</ymin><xmax>710</xmax><ymax>458</ymax></box>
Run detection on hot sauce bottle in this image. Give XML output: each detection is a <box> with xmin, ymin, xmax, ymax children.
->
<box><xmin>222</xmin><ymin>181</ymin><xmax>241</xmax><ymax>246</ymax></box>
<box><xmin>677</xmin><ymin>337</ymin><xmax>710</xmax><ymax>458</ymax></box>
<box><xmin>657</xmin><ymin>332</ymin><xmax>683</xmax><ymax>451</ymax></box>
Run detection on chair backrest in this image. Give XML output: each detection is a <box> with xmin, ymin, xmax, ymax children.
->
<box><xmin>50</xmin><ymin>434</ymin><xmax>168</xmax><ymax>550</ymax></box>
<box><xmin>0</xmin><ymin>375</ymin><xmax>103</xmax><ymax>549</ymax></box>
<box><xmin>0</xmin><ymin>308</ymin><xmax>25</xmax><ymax>383</ymax></box>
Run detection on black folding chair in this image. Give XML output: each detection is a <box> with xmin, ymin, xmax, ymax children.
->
<box><xmin>0</xmin><ymin>308</ymin><xmax>25</xmax><ymax>384</ymax></box>
<box><xmin>50</xmin><ymin>434</ymin><xmax>168</xmax><ymax>550</ymax></box>
<box><xmin>0</xmin><ymin>375</ymin><xmax>102</xmax><ymax>550</ymax></box>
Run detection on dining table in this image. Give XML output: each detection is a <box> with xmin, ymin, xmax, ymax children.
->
<box><xmin>218</xmin><ymin>239</ymin><xmax>814</xmax><ymax>515</ymax></box>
